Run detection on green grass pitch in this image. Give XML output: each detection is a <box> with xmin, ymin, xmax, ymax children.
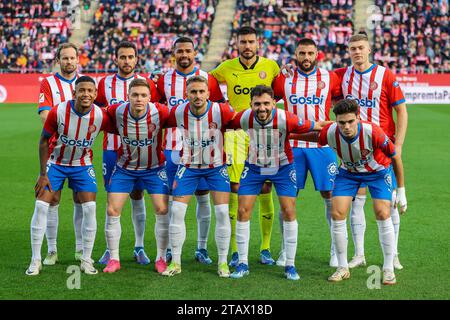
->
<box><xmin>0</xmin><ymin>103</ymin><xmax>448</xmax><ymax>300</ymax></box>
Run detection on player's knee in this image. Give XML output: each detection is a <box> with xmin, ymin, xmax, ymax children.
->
<box><xmin>107</xmin><ymin>205</ymin><xmax>121</xmax><ymax>217</ymax></box>
<box><xmin>375</xmin><ymin>210</ymin><xmax>390</xmax><ymax>220</ymax></box>
<box><xmin>237</xmin><ymin>206</ymin><xmax>251</xmax><ymax>221</ymax></box>
<box><xmin>331</xmin><ymin>209</ymin><xmax>346</xmax><ymax>220</ymax></box>
<box><xmin>280</xmin><ymin>208</ymin><xmax>296</xmax><ymax>221</ymax></box>
<box><xmin>154</xmin><ymin>205</ymin><xmax>168</xmax><ymax>216</ymax></box>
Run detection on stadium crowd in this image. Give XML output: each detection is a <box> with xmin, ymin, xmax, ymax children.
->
<box><xmin>373</xmin><ymin>0</ymin><xmax>450</xmax><ymax>74</ymax></box>
<box><xmin>221</xmin><ymin>0</ymin><xmax>355</xmax><ymax>70</ymax></box>
<box><xmin>0</xmin><ymin>0</ymin><xmax>81</xmax><ymax>73</ymax></box>
<box><xmin>81</xmin><ymin>0</ymin><xmax>217</xmax><ymax>73</ymax></box>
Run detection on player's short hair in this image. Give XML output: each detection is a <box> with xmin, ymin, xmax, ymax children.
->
<box><xmin>56</xmin><ymin>42</ymin><xmax>78</xmax><ymax>60</ymax></box>
<box><xmin>348</xmin><ymin>33</ymin><xmax>370</xmax><ymax>44</ymax></box>
<box><xmin>186</xmin><ymin>75</ymin><xmax>208</xmax><ymax>88</ymax></box>
<box><xmin>333</xmin><ymin>99</ymin><xmax>359</xmax><ymax>116</ymax></box>
<box><xmin>115</xmin><ymin>41</ymin><xmax>137</xmax><ymax>57</ymax></box>
<box><xmin>129</xmin><ymin>78</ymin><xmax>150</xmax><ymax>92</ymax></box>
<box><xmin>250</xmin><ymin>85</ymin><xmax>274</xmax><ymax>100</ymax></box>
<box><xmin>173</xmin><ymin>36</ymin><xmax>195</xmax><ymax>49</ymax></box>
<box><xmin>237</xmin><ymin>26</ymin><xmax>257</xmax><ymax>38</ymax></box>
<box><xmin>75</xmin><ymin>76</ymin><xmax>96</xmax><ymax>87</ymax></box>
<box><xmin>297</xmin><ymin>38</ymin><xmax>317</xmax><ymax>48</ymax></box>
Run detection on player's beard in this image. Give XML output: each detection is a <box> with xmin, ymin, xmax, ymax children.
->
<box><xmin>177</xmin><ymin>57</ymin><xmax>193</xmax><ymax>69</ymax></box>
<box><xmin>61</xmin><ymin>64</ymin><xmax>76</xmax><ymax>75</ymax></box>
<box><xmin>299</xmin><ymin>59</ymin><xmax>316</xmax><ymax>73</ymax></box>
<box><xmin>240</xmin><ymin>49</ymin><xmax>256</xmax><ymax>61</ymax></box>
<box><xmin>119</xmin><ymin>64</ymin><xmax>135</xmax><ymax>77</ymax></box>
<box><xmin>256</xmin><ymin>110</ymin><xmax>270</xmax><ymax>123</ymax></box>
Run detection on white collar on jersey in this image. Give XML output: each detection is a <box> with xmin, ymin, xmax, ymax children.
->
<box><xmin>175</xmin><ymin>67</ymin><xmax>198</xmax><ymax>77</ymax></box>
<box><xmin>55</xmin><ymin>72</ymin><xmax>77</xmax><ymax>84</ymax></box>
<box><xmin>116</xmin><ymin>73</ymin><xmax>136</xmax><ymax>81</ymax></box>
<box><xmin>353</xmin><ymin>63</ymin><xmax>376</xmax><ymax>75</ymax></box>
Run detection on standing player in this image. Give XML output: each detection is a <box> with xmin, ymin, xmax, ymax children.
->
<box><xmin>272</xmin><ymin>38</ymin><xmax>342</xmax><ymax>267</ymax></box>
<box><xmin>335</xmin><ymin>33</ymin><xmax>408</xmax><ymax>269</ymax></box>
<box><xmin>102</xmin><ymin>79</ymin><xmax>170</xmax><ymax>274</ymax></box>
<box><xmin>156</xmin><ymin>37</ymin><xmax>224</xmax><ymax>264</ymax></box>
<box><xmin>161</xmin><ymin>76</ymin><xmax>234</xmax><ymax>278</ymax></box>
<box><xmin>317</xmin><ymin>99</ymin><xmax>404</xmax><ymax>285</ymax></box>
<box><xmin>210</xmin><ymin>26</ymin><xmax>280</xmax><ymax>266</ymax></box>
<box><xmin>27</xmin><ymin>76</ymin><xmax>113</xmax><ymax>276</ymax></box>
<box><xmin>95</xmin><ymin>41</ymin><xmax>161</xmax><ymax>265</ymax></box>
<box><xmin>37</xmin><ymin>42</ymin><xmax>84</xmax><ymax>265</ymax></box>
<box><xmin>227</xmin><ymin>85</ymin><xmax>329</xmax><ymax>280</ymax></box>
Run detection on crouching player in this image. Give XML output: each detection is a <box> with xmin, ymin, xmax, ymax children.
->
<box><xmin>27</xmin><ymin>76</ymin><xmax>113</xmax><ymax>276</ymax></box>
<box><xmin>103</xmin><ymin>79</ymin><xmax>170</xmax><ymax>274</ymax></box>
<box><xmin>317</xmin><ymin>99</ymin><xmax>406</xmax><ymax>285</ymax></box>
<box><xmin>228</xmin><ymin>85</ymin><xmax>329</xmax><ymax>281</ymax></box>
<box><xmin>162</xmin><ymin>76</ymin><xmax>234</xmax><ymax>278</ymax></box>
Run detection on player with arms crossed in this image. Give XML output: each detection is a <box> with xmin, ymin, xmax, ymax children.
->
<box><xmin>27</xmin><ymin>76</ymin><xmax>113</xmax><ymax>276</ymax></box>
<box><xmin>273</xmin><ymin>38</ymin><xmax>342</xmax><ymax>267</ymax></box>
<box><xmin>156</xmin><ymin>36</ymin><xmax>224</xmax><ymax>265</ymax></box>
<box><xmin>102</xmin><ymin>79</ymin><xmax>170</xmax><ymax>274</ymax></box>
<box><xmin>335</xmin><ymin>33</ymin><xmax>408</xmax><ymax>269</ymax></box>
<box><xmin>37</xmin><ymin>43</ymin><xmax>84</xmax><ymax>265</ymax></box>
<box><xmin>318</xmin><ymin>99</ymin><xmax>403</xmax><ymax>285</ymax></box>
<box><xmin>161</xmin><ymin>76</ymin><xmax>234</xmax><ymax>278</ymax></box>
<box><xmin>228</xmin><ymin>85</ymin><xmax>329</xmax><ymax>281</ymax></box>
<box><xmin>210</xmin><ymin>26</ymin><xmax>280</xmax><ymax>266</ymax></box>
<box><xmin>96</xmin><ymin>41</ymin><xmax>161</xmax><ymax>266</ymax></box>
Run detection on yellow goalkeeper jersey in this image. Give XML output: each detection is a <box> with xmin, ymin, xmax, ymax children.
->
<box><xmin>210</xmin><ymin>56</ymin><xmax>280</xmax><ymax>112</ymax></box>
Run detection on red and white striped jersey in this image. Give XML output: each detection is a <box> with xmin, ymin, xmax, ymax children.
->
<box><xmin>107</xmin><ymin>102</ymin><xmax>169</xmax><ymax>170</ymax></box>
<box><xmin>43</xmin><ymin>100</ymin><xmax>112</xmax><ymax>166</ymax></box>
<box><xmin>166</xmin><ymin>101</ymin><xmax>235</xmax><ymax>168</ymax></box>
<box><xmin>230</xmin><ymin>109</ymin><xmax>314</xmax><ymax>167</ymax></box>
<box><xmin>335</xmin><ymin>64</ymin><xmax>405</xmax><ymax>140</ymax></box>
<box><xmin>318</xmin><ymin>121</ymin><xmax>395</xmax><ymax>173</ymax></box>
<box><xmin>38</xmin><ymin>73</ymin><xmax>81</xmax><ymax>113</ymax></box>
<box><xmin>157</xmin><ymin>67</ymin><xmax>224</xmax><ymax>151</ymax></box>
<box><xmin>96</xmin><ymin>73</ymin><xmax>161</xmax><ymax>151</ymax></box>
<box><xmin>273</xmin><ymin>67</ymin><xmax>342</xmax><ymax>148</ymax></box>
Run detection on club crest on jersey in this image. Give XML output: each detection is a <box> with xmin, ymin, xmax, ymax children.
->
<box><xmin>289</xmin><ymin>169</ymin><xmax>297</xmax><ymax>184</ymax></box>
<box><xmin>88</xmin><ymin>125</ymin><xmax>97</xmax><ymax>133</ymax></box>
<box><xmin>327</xmin><ymin>162</ymin><xmax>338</xmax><ymax>176</ymax></box>
<box><xmin>384</xmin><ymin>173</ymin><xmax>392</xmax><ymax>187</ymax></box>
<box><xmin>370</xmin><ymin>81</ymin><xmax>378</xmax><ymax>90</ymax></box>
<box><xmin>148</xmin><ymin>123</ymin><xmax>156</xmax><ymax>132</ymax></box>
<box><xmin>87</xmin><ymin>167</ymin><xmax>96</xmax><ymax>179</ymax></box>
<box><xmin>361</xmin><ymin>149</ymin><xmax>370</xmax><ymax>157</ymax></box>
<box><xmin>317</xmin><ymin>81</ymin><xmax>326</xmax><ymax>89</ymax></box>
<box><xmin>209</xmin><ymin>122</ymin><xmax>218</xmax><ymax>129</ymax></box>
<box><xmin>259</xmin><ymin>71</ymin><xmax>267</xmax><ymax>79</ymax></box>
<box><xmin>157</xmin><ymin>169</ymin><xmax>168</xmax><ymax>182</ymax></box>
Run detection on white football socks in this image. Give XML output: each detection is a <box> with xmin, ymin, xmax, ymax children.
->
<box><xmin>81</xmin><ymin>201</ymin><xmax>97</xmax><ymax>262</ymax></box>
<box><xmin>324</xmin><ymin>198</ymin><xmax>336</xmax><ymax>257</ymax></box>
<box><xmin>214</xmin><ymin>204</ymin><xmax>231</xmax><ymax>264</ymax></box>
<box><xmin>155</xmin><ymin>213</ymin><xmax>170</xmax><ymax>261</ymax></box>
<box><xmin>283</xmin><ymin>220</ymin><xmax>298</xmax><ymax>267</ymax></box>
<box><xmin>350</xmin><ymin>195</ymin><xmax>366</xmax><ymax>256</ymax></box>
<box><xmin>46</xmin><ymin>204</ymin><xmax>59</xmax><ymax>253</ymax></box>
<box><xmin>131</xmin><ymin>198</ymin><xmax>146</xmax><ymax>248</ymax></box>
<box><xmin>391</xmin><ymin>190</ymin><xmax>400</xmax><ymax>255</ymax></box>
<box><xmin>169</xmin><ymin>201</ymin><xmax>188</xmax><ymax>264</ymax></box>
<box><xmin>332</xmin><ymin>219</ymin><xmax>348</xmax><ymax>268</ymax></box>
<box><xmin>196</xmin><ymin>194</ymin><xmax>211</xmax><ymax>250</ymax></box>
<box><xmin>105</xmin><ymin>215</ymin><xmax>121</xmax><ymax>261</ymax></box>
<box><xmin>31</xmin><ymin>200</ymin><xmax>50</xmax><ymax>261</ymax></box>
<box><xmin>377</xmin><ymin>217</ymin><xmax>395</xmax><ymax>271</ymax></box>
<box><xmin>236</xmin><ymin>220</ymin><xmax>250</xmax><ymax>265</ymax></box>
<box><xmin>73</xmin><ymin>203</ymin><xmax>83</xmax><ymax>252</ymax></box>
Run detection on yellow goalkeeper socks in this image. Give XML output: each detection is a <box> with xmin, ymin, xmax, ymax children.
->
<box><xmin>229</xmin><ymin>192</ymin><xmax>239</xmax><ymax>253</ymax></box>
<box><xmin>259</xmin><ymin>191</ymin><xmax>274</xmax><ymax>252</ymax></box>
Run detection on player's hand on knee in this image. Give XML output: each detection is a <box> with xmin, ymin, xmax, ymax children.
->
<box><xmin>395</xmin><ymin>187</ymin><xmax>407</xmax><ymax>214</ymax></box>
<box><xmin>35</xmin><ymin>175</ymin><xmax>52</xmax><ymax>198</ymax></box>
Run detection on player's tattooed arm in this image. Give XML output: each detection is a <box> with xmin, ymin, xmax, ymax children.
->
<box><xmin>35</xmin><ymin>135</ymin><xmax>52</xmax><ymax>198</ymax></box>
